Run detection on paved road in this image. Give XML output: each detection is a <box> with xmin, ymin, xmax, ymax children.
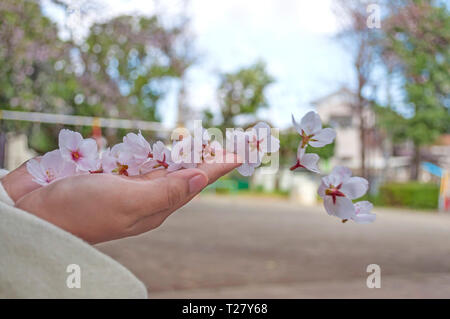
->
<box><xmin>97</xmin><ymin>195</ymin><xmax>450</xmax><ymax>298</ymax></box>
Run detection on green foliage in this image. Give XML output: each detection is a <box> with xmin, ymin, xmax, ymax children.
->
<box><xmin>364</xmin><ymin>182</ymin><xmax>439</xmax><ymax>210</ymax></box>
<box><xmin>279</xmin><ymin>126</ymin><xmax>335</xmax><ymax>167</ymax></box>
<box><xmin>217</xmin><ymin>60</ymin><xmax>274</xmax><ymax>128</ymax></box>
<box><xmin>378</xmin><ymin>1</ymin><xmax>450</xmax><ymax>147</ymax></box>
<box><xmin>0</xmin><ymin>0</ymin><xmax>194</xmax><ymax>153</ymax></box>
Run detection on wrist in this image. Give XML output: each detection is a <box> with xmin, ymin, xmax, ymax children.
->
<box><xmin>0</xmin><ymin>172</ymin><xmax>15</xmax><ymax>205</ymax></box>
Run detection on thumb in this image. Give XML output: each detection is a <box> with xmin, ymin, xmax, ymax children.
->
<box><xmin>140</xmin><ymin>168</ymin><xmax>209</xmax><ymax>215</ymax></box>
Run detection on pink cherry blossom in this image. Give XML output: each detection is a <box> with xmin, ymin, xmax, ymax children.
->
<box><xmin>140</xmin><ymin>141</ymin><xmax>174</xmax><ymax>173</ymax></box>
<box><xmin>101</xmin><ymin>143</ymin><xmax>140</xmax><ymax>176</ymax></box>
<box><xmin>58</xmin><ymin>129</ymin><xmax>99</xmax><ymax>172</ymax></box>
<box><xmin>352</xmin><ymin>201</ymin><xmax>376</xmax><ymax>224</ymax></box>
<box><xmin>199</xmin><ymin>129</ymin><xmax>222</xmax><ymax>163</ymax></box>
<box><xmin>292</xmin><ymin>111</ymin><xmax>336</xmax><ymax>148</ymax></box>
<box><xmin>290</xmin><ymin>146</ymin><xmax>320</xmax><ymax>174</ymax></box>
<box><xmin>26</xmin><ymin>150</ymin><xmax>77</xmax><ymax>186</ymax></box>
<box><xmin>227</xmin><ymin>122</ymin><xmax>280</xmax><ymax>176</ymax></box>
<box><xmin>171</xmin><ymin>136</ymin><xmax>198</xmax><ymax>170</ymax></box>
<box><xmin>122</xmin><ymin>131</ymin><xmax>152</xmax><ymax>167</ymax></box>
<box><xmin>317</xmin><ymin>166</ymin><xmax>369</xmax><ymax>221</ymax></box>
<box><xmin>226</xmin><ymin>130</ymin><xmax>257</xmax><ymax>176</ymax></box>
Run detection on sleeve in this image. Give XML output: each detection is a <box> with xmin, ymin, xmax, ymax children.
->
<box><xmin>0</xmin><ymin>169</ymin><xmax>14</xmax><ymax>206</ymax></box>
<box><xmin>0</xmin><ymin>199</ymin><xmax>148</xmax><ymax>298</ymax></box>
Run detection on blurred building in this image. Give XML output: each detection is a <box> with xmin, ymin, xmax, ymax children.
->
<box><xmin>312</xmin><ymin>87</ymin><xmax>385</xmax><ymax>173</ymax></box>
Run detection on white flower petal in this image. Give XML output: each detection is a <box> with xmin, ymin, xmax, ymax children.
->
<box><xmin>353</xmin><ymin>214</ymin><xmax>376</xmax><ymax>224</ymax></box>
<box><xmin>354</xmin><ymin>201</ymin><xmax>373</xmax><ymax>214</ymax></box>
<box><xmin>340</xmin><ymin>177</ymin><xmax>369</xmax><ymax>200</ymax></box>
<box><xmin>77</xmin><ymin>157</ymin><xmax>99</xmax><ymax>172</ymax></box>
<box><xmin>58</xmin><ymin>129</ymin><xmax>82</xmax><ymax>151</ymax></box>
<box><xmin>26</xmin><ymin>158</ymin><xmax>47</xmax><ymax>185</ymax></box>
<box><xmin>237</xmin><ymin>163</ymin><xmax>256</xmax><ymax>176</ymax></box>
<box><xmin>323</xmin><ymin>196</ymin><xmax>356</xmax><ymax>219</ymax></box>
<box><xmin>78</xmin><ymin>138</ymin><xmax>98</xmax><ymax>159</ymax></box>
<box><xmin>300</xmin><ymin>111</ymin><xmax>322</xmax><ymax>135</ymax></box>
<box><xmin>301</xmin><ymin>153</ymin><xmax>321</xmax><ymax>174</ymax></box>
<box><xmin>291</xmin><ymin>114</ymin><xmax>303</xmax><ymax>135</ymax></box>
<box><xmin>41</xmin><ymin>150</ymin><xmax>64</xmax><ymax>170</ymax></box>
<box><xmin>324</xmin><ymin>166</ymin><xmax>353</xmax><ymax>186</ymax></box>
<box><xmin>309</xmin><ymin>128</ymin><xmax>336</xmax><ymax>148</ymax></box>
<box><xmin>268</xmin><ymin>135</ymin><xmax>280</xmax><ymax>153</ymax></box>
<box><xmin>317</xmin><ymin>181</ymin><xmax>327</xmax><ymax>198</ymax></box>
<box><xmin>352</xmin><ymin>201</ymin><xmax>376</xmax><ymax>224</ymax></box>
<box><xmin>59</xmin><ymin>161</ymin><xmax>77</xmax><ymax>178</ymax></box>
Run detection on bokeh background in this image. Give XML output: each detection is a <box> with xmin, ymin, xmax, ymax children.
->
<box><xmin>1</xmin><ymin>0</ymin><xmax>450</xmax><ymax>298</ymax></box>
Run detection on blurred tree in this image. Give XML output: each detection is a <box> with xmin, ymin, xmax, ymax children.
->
<box><xmin>0</xmin><ymin>0</ymin><xmax>76</xmax><ymax>153</ymax></box>
<box><xmin>334</xmin><ymin>0</ymin><xmax>381</xmax><ymax>178</ymax></box>
<box><xmin>279</xmin><ymin>128</ymin><xmax>335</xmax><ymax>168</ymax></box>
<box><xmin>0</xmin><ymin>0</ymin><xmax>196</xmax><ymax>152</ymax></box>
<box><xmin>75</xmin><ymin>14</ymin><xmax>195</xmax><ymax>142</ymax></box>
<box><xmin>215</xmin><ymin>61</ymin><xmax>274</xmax><ymax>129</ymax></box>
<box><xmin>377</xmin><ymin>0</ymin><xmax>450</xmax><ymax>180</ymax></box>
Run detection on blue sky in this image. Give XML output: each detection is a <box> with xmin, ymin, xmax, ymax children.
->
<box><xmin>42</xmin><ymin>0</ymin><xmax>357</xmax><ymax>129</ymax></box>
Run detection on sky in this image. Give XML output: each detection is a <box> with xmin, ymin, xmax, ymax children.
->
<box><xmin>42</xmin><ymin>0</ymin><xmax>356</xmax><ymax>129</ymax></box>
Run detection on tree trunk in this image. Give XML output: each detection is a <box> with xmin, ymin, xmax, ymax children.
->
<box><xmin>410</xmin><ymin>144</ymin><xmax>421</xmax><ymax>181</ymax></box>
<box><xmin>357</xmin><ymin>77</ymin><xmax>367</xmax><ymax>179</ymax></box>
<box><xmin>0</xmin><ymin>122</ymin><xmax>6</xmax><ymax>169</ymax></box>
<box><xmin>358</xmin><ymin>101</ymin><xmax>366</xmax><ymax>178</ymax></box>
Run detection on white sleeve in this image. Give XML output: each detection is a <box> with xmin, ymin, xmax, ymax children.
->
<box><xmin>0</xmin><ymin>186</ymin><xmax>147</xmax><ymax>298</ymax></box>
<box><xmin>0</xmin><ymin>169</ymin><xmax>14</xmax><ymax>206</ymax></box>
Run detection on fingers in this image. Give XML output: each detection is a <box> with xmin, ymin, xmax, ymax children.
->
<box><xmin>127</xmin><ymin>150</ymin><xmax>240</xmax><ymax>185</ymax></box>
<box><xmin>124</xmin><ymin>168</ymin><xmax>168</xmax><ymax>181</ymax></box>
<box><xmin>132</xmin><ymin>168</ymin><xmax>208</xmax><ymax>217</ymax></box>
<box><xmin>1</xmin><ymin>158</ymin><xmax>42</xmax><ymax>202</ymax></box>
<box><xmin>196</xmin><ymin>151</ymin><xmax>241</xmax><ymax>185</ymax></box>
<box><xmin>126</xmin><ymin>152</ymin><xmax>241</xmax><ymax>235</ymax></box>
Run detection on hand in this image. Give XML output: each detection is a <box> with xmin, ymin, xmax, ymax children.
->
<box><xmin>1</xmin><ymin>159</ymin><xmax>42</xmax><ymax>203</ymax></box>
<box><xmin>15</xmin><ymin>152</ymin><xmax>240</xmax><ymax>244</ymax></box>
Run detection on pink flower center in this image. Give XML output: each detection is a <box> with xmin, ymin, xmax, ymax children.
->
<box><xmin>45</xmin><ymin>169</ymin><xmax>55</xmax><ymax>182</ymax></box>
<box><xmin>112</xmin><ymin>163</ymin><xmax>129</xmax><ymax>176</ymax></box>
<box><xmin>290</xmin><ymin>159</ymin><xmax>305</xmax><ymax>171</ymax></box>
<box><xmin>325</xmin><ymin>183</ymin><xmax>345</xmax><ymax>205</ymax></box>
<box><xmin>301</xmin><ymin>130</ymin><xmax>317</xmax><ymax>148</ymax></box>
<box><xmin>154</xmin><ymin>154</ymin><xmax>169</xmax><ymax>169</ymax></box>
<box><xmin>249</xmin><ymin>136</ymin><xmax>264</xmax><ymax>152</ymax></box>
<box><xmin>71</xmin><ymin>150</ymin><xmax>82</xmax><ymax>161</ymax></box>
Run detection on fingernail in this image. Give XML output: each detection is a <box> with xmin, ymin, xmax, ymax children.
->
<box><xmin>189</xmin><ymin>174</ymin><xmax>208</xmax><ymax>194</ymax></box>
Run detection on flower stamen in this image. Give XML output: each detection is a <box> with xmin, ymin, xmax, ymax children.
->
<box><xmin>325</xmin><ymin>183</ymin><xmax>345</xmax><ymax>204</ymax></box>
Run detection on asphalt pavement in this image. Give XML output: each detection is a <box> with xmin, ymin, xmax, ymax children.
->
<box><xmin>97</xmin><ymin>195</ymin><xmax>450</xmax><ymax>298</ymax></box>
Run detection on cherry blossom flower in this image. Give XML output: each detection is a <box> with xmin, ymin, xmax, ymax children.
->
<box><xmin>139</xmin><ymin>141</ymin><xmax>174</xmax><ymax>173</ymax></box>
<box><xmin>200</xmin><ymin>129</ymin><xmax>222</xmax><ymax>162</ymax></box>
<box><xmin>290</xmin><ymin>146</ymin><xmax>320</xmax><ymax>174</ymax></box>
<box><xmin>101</xmin><ymin>143</ymin><xmax>140</xmax><ymax>176</ymax></box>
<box><xmin>26</xmin><ymin>150</ymin><xmax>77</xmax><ymax>186</ymax></box>
<box><xmin>292</xmin><ymin>111</ymin><xmax>336</xmax><ymax>148</ymax></box>
<box><xmin>317</xmin><ymin>166</ymin><xmax>369</xmax><ymax>221</ymax></box>
<box><xmin>171</xmin><ymin>136</ymin><xmax>198</xmax><ymax>170</ymax></box>
<box><xmin>226</xmin><ymin>130</ymin><xmax>255</xmax><ymax>176</ymax></box>
<box><xmin>58</xmin><ymin>129</ymin><xmax>99</xmax><ymax>172</ymax></box>
<box><xmin>228</xmin><ymin>123</ymin><xmax>280</xmax><ymax>176</ymax></box>
<box><xmin>122</xmin><ymin>131</ymin><xmax>152</xmax><ymax>167</ymax></box>
<box><xmin>352</xmin><ymin>201</ymin><xmax>376</xmax><ymax>224</ymax></box>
